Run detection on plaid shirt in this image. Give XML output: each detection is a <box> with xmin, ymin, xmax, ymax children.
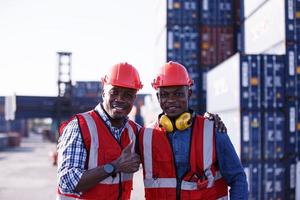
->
<box><xmin>57</xmin><ymin>103</ymin><xmax>139</xmax><ymax>195</ymax></box>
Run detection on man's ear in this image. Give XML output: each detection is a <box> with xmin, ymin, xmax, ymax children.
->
<box><xmin>188</xmin><ymin>88</ymin><xmax>192</xmax><ymax>98</ymax></box>
<box><xmin>101</xmin><ymin>89</ymin><xmax>105</xmax><ymax>98</ymax></box>
<box><xmin>156</xmin><ymin>92</ymin><xmax>160</xmax><ymax>101</ymax></box>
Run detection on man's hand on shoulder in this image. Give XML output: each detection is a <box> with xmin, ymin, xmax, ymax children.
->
<box><xmin>204</xmin><ymin>112</ymin><xmax>227</xmax><ymax>133</ymax></box>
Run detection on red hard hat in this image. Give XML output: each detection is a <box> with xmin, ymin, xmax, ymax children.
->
<box><xmin>152</xmin><ymin>61</ymin><xmax>193</xmax><ymax>90</ymax></box>
<box><xmin>101</xmin><ymin>62</ymin><xmax>143</xmax><ymax>90</ymax></box>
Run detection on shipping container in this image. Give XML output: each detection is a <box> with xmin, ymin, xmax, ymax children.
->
<box><xmin>73</xmin><ymin>81</ymin><xmax>102</xmax><ymax>98</ymax></box>
<box><xmin>261</xmin><ymin>55</ymin><xmax>285</xmax><ymax>109</ymax></box>
<box><xmin>200</xmin><ymin>0</ymin><xmax>234</xmax><ymax>25</ymax></box>
<box><xmin>243</xmin><ymin>0</ymin><xmax>285</xmax><ymax>55</ymax></box>
<box><xmin>200</xmin><ymin>26</ymin><xmax>235</xmax><ymax>66</ymax></box>
<box><xmin>262</xmin><ymin>111</ymin><xmax>285</xmax><ymax>160</ymax></box>
<box><xmin>286</xmin><ymin>0</ymin><xmax>297</xmax><ymax>42</ymax></box>
<box><xmin>244</xmin><ymin>162</ymin><xmax>263</xmax><ymax>200</ymax></box>
<box><xmin>286</xmin><ymin>44</ymin><xmax>300</xmax><ymax>98</ymax></box>
<box><xmin>167</xmin><ymin>0</ymin><xmax>198</xmax><ymax>25</ymax></box>
<box><xmin>167</xmin><ymin>25</ymin><xmax>200</xmax><ymax>67</ymax></box>
<box><xmin>240</xmin><ymin>55</ymin><xmax>262</xmax><ymax>109</ymax></box>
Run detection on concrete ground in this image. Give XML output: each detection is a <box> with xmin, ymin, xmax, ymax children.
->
<box><xmin>0</xmin><ymin>133</ymin><xmax>145</xmax><ymax>200</ymax></box>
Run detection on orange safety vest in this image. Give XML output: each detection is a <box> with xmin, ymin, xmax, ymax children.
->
<box><xmin>139</xmin><ymin>115</ymin><xmax>228</xmax><ymax>200</ymax></box>
<box><xmin>57</xmin><ymin>110</ymin><xmax>139</xmax><ymax>200</ymax></box>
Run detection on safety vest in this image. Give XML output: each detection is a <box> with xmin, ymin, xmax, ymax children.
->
<box><xmin>57</xmin><ymin>110</ymin><xmax>139</xmax><ymax>200</ymax></box>
<box><xmin>139</xmin><ymin>115</ymin><xmax>228</xmax><ymax>200</ymax></box>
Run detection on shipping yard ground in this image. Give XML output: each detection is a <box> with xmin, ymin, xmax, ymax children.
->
<box><xmin>0</xmin><ymin>133</ymin><xmax>144</xmax><ymax>200</ymax></box>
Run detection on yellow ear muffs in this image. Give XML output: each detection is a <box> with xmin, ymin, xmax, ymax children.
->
<box><xmin>159</xmin><ymin>115</ymin><xmax>174</xmax><ymax>132</ymax></box>
<box><xmin>159</xmin><ymin>112</ymin><xmax>192</xmax><ymax>132</ymax></box>
<box><xmin>175</xmin><ymin>112</ymin><xmax>192</xmax><ymax>131</ymax></box>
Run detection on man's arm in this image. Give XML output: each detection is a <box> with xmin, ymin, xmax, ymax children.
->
<box><xmin>215</xmin><ymin>132</ymin><xmax>248</xmax><ymax>199</ymax></box>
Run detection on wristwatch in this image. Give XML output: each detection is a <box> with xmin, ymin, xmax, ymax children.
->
<box><xmin>103</xmin><ymin>163</ymin><xmax>115</xmax><ymax>175</ymax></box>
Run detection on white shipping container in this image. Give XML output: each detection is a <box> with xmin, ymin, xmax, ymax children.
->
<box><xmin>244</xmin><ymin>0</ymin><xmax>285</xmax><ymax>55</ymax></box>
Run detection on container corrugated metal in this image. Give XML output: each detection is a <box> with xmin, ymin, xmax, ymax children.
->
<box><xmin>287</xmin><ymin>100</ymin><xmax>299</xmax><ymax>155</ymax></box>
<box><xmin>167</xmin><ymin>0</ymin><xmax>198</xmax><ymax>25</ymax></box>
<box><xmin>263</xmin><ymin>162</ymin><xmax>285</xmax><ymax>199</ymax></box>
<box><xmin>286</xmin><ymin>44</ymin><xmax>298</xmax><ymax>97</ymax></box>
<box><xmin>217</xmin><ymin>26</ymin><xmax>235</xmax><ymax>62</ymax></box>
<box><xmin>244</xmin><ymin>162</ymin><xmax>263</xmax><ymax>200</ymax></box>
<box><xmin>200</xmin><ymin>25</ymin><xmax>235</xmax><ymax>66</ymax></box>
<box><xmin>240</xmin><ymin>55</ymin><xmax>262</xmax><ymax>109</ymax></box>
<box><xmin>263</xmin><ymin>111</ymin><xmax>285</xmax><ymax>160</ymax></box>
<box><xmin>243</xmin><ymin>0</ymin><xmax>285</xmax><ymax>55</ymax></box>
<box><xmin>241</xmin><ymin>111</ymin><xmax>262</xmax><ymax>161</ymax></box>
<box><xmin>200</xmin><ymin>0</ymin><xmax>234</xmax><ymax>25</ymax></box>
<box><xmin>167</xmin><ymin>25</ymin><xmax>199</xmax><ymax>67</ymax></box>
<box><xmin>261</xmin><ymin>55</ymin><xmax>285</xmax><ymax>109</ymax></box>
<box><xmin>286</xmin><ymin>0</ymin><xmax>297</xmax><ymax>42</ymax></box>
<box><xmin>200</xmin><ymin>25</ymin><xmax>218</xmax><ymax>66</ymax></box>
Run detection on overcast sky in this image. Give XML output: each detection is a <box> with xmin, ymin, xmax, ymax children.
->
<box><xmin>0</xmin><ymin>0</ymin><xmax>161</xmax><ymax>96</ymax></box>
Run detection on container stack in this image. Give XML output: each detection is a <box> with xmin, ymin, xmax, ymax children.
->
<box><xmin>207</xmin><ymin>53</ymin><xmax>300</xmax><ymax>199</ymax></box>
<box><xmin>167</xmin><ymin>0</ymin><xmax>201</xmax><ymax>111</ymax></box>
<box><xmin>72</xmin><ymin>81</ymin><xmax>102</xmax><ymax>98</ymax></box>
<box><xmin>166</xmin><ymin>0</ymin><xmax>237</xmax><ymax>113</ymax></box>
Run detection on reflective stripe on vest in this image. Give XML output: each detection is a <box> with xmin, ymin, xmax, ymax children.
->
<box><xmin>143</xmin><ymin>120</ymin><xmax>219</xmax><ymax>189</ymax></box>
<box><xmin>144</xmin><ymin>170</ymin><xmax>223</xmax><ymax>190</ymax></box>
<box><xmin>217</xmin><ymin>196</ymin><xmax>228</xmax><ymax>200</ymax></box>
<box><xmin>203</xmin><ymin>119</ymin><xmax>215</xmax><ymax>188</ymax></box>
<box><xmin>80</xmin><ymin>112</ymin><xmax>136</xmax><ymax>184</ymax></box>
<box><xmin>56</xmin><ymin>194</ymin><xmax>79</xmax><ymax>200</ymax></box>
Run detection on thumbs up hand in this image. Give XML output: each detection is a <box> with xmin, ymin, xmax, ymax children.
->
<box><xmin>111</xmin><ymin>141</ymin><xmax>140</xmax><ymax>174</ymax></box>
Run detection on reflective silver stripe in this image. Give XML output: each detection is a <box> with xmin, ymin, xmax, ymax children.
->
<box><xmin>144</xmin><ymin>178</ymin><xmax>177</xmax><ymax>188</ymax></box>
<box><xmin>100</xmin><ymin>172</ymin><xmax>133</xmax><ymax>184</ymax></box>
<box><xmin>203</xmin><ymin>119</ymin><xmax>214</xmax><ymax>170</ymax></box>
<box><xmin>144</xmin><ymin>171</ymin><xmax>223</xmax><ymax>190</ymax></box>
<box><xmin>143</xmin><ymin>123</ymin><xmax>155</xmax><ymax>179</ymax></box>
<box><xmin>56</xmin><ymin>194</ymin><xmax>78</xmax><ymax>200</ymax></box>
<box><xmin>81</xmin><ymin>113</ymin><xmax>99</xmax><ymax>170</ymax></box>
<box><xmin>125</xmin><ymin>123</ymin><xmax>136</xmax><ymax>153</ymax></box>
<box><xmin>217</xmin><ymin>196</ymin><xmax>228</xmax><ymax>200</ymax></box>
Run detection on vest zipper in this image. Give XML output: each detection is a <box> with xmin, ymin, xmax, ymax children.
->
<box><xmin>117</xmin><ymin>172</ymin><xmax>122</xmax><ymax>200</ymax></box>
<box><xmin>167</xmin><ymin>132</ymin><xmax>182</xmax><ymax>200</ymax></box>
<box><xmin>176</xmin><ymin>179</ymin><xmax>182</xmax><ymax>200</ymax></box>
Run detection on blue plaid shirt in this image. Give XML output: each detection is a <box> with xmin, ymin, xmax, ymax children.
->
<box><xmin>57</xmin><ymin>103</ymin><xmax>138</xmax><ymax>195</ymax></box>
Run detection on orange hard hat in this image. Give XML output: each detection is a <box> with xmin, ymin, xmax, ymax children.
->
<box><xmin>101</xmin><ymin>62</ymin><xmax>143</xmax><ymax>90</ymax></box>
<box><xmin>152</xmin><ymin>61</ymin><xmax>193</xmax><ymax>90</ymax></box>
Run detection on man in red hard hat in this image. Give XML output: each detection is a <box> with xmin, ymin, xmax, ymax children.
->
<box><xmin>57</xmin><ymin>62</ymin><xmax>142</xmax><ymax>200</ymax></box>
<box><xmin>57</xmin><ymin>62</ymin><xmax>226</xmax><ymax>200</ymax></box>
<box><xmin>139</xmin><ymin>61</ymin><xmax>248</xmax><ymax>200</ymax></box>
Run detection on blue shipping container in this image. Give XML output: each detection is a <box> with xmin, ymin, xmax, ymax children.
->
<box><xmin>261</xmin><ymin>55</ymin><xmax>285</xmax><ymax>109</ymax></box>
<box><xmin>200</xmin><ymin>0</ymin><xmax>233</xmax><ymax>25</ymax></box>
<box><xmin>167</xmin><ymin>25</ymin><xmax>199</xmax><ymax>67</ymax></box>
<box><xmin>167</xmin><ymin>0</ymin><xmax>198</xmax><ymax>25</ymax></box>
<box><xmin>286</xmin><ymin>0</ymin><xmax>297</xmax><ymax>41</ymax></box>
<box><xmin>244</xmin><ymin>162</ymin><xmax>263</xmax><ymax>200</ymax></box>
<box><xmin>240</xmin><ymin>55</ymin><xmax>262</xmax><ymax>109</ymax></box>
<box><xmin>286</xmin><ymin>44</ymin><xmax>300</xmax><ymax>98</ymax></box>
<box><xmin>241</xmin><ymin>111</ymin><xmax>262</xmax><ymax>161</ymax></box>
<box><xmin>263</xmin><ymin>111</ymin><xmax>285</xmax><ymax>160</ymax></box>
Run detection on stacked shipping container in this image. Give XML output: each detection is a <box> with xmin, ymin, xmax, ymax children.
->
<box><xmin>167</xmin><ymin>0</ymin><xmax>201</xmax><ymax>111</ymax></box>
<box><xmin>207</xmin><ymin>53</ymin><xmax>300</xmax><ymax>199</ymax></box>
<box><xmin>167</xmin><ymin>0</ymin><xmax>237</xmax><ymax>113</ymax></box>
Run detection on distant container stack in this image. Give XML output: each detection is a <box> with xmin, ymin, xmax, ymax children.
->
<box><xmin>72</xmin><ymin>81</ymin><xmax>102</xmax><ymax>98</ymax></box>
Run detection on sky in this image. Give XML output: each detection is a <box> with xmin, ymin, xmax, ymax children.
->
<box><xmin>0</xmin><ymin>0</ymin><xmax>162</xmax><ymax>96</ymax></box>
